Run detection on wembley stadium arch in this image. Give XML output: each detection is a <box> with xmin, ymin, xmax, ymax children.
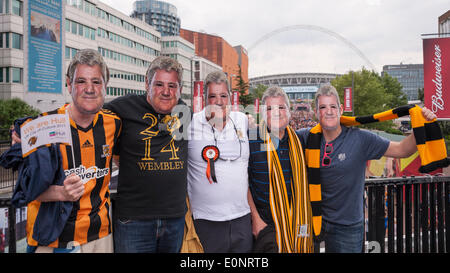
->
<box><xmin>247</xmin><ymin>24</ymin><xmax>378</xmax><ymax>102</ymax></box>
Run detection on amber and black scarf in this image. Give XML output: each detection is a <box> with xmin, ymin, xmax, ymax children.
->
<box><xmin>305</xmin><ymin>105</ymin><xmax>450</xmax><ymax>238</ymax></box>
<box><xmin>262</xmin><ymin>123</ymin><xmax>313</xmax><ymax>253</ymax></box>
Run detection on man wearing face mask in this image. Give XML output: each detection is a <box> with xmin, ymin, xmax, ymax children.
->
<box><xmin>296</xmin><ymin>84</ymin><xmax>436</xmax><ymax>253</ymax></box>
<box><xmin>248</xmin><ymin>86</ymin><xmax>313</xmax><ymax>253</ymax></box>
<box><xmin>104</xmin><ymin>56</ymin><xmax>189</xmax><ymax>253</ymax></box>
<box><xmin>187</xmin><ymin>71</ymin><xmax>252</xmax><ymax>253</ymax></box>
<box><xmin>7</xmin><ymin>48</ymin><xmax>122</xmax><ymax>253</ymax></box>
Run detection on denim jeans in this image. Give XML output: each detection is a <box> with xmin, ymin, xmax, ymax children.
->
<box><xmin>317</xmin><ymin>220</ymin><xmax>364</xmax><ymax>253</ymax></box>
<box><xmin>113</xmin><ymin>216</ymin><xmax>185</xmax><ymax>253</ymax></box>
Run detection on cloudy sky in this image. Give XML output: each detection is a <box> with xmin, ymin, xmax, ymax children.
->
<box><xmin>100</xmin><ymin>0</ymin><xmax>448</xmax><ymax>78</ymax></box>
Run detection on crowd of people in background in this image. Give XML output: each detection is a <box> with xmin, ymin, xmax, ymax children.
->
<box><xmin>288</xmin><ymin>101</ymin><xmax>317</xmax><ymax>130</ymax></box>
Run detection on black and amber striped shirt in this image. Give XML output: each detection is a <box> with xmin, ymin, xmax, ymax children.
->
<box><xmin>27</xmin><ymin>104</ymin><xmax>121</xmax><ymax>248</ymax></box>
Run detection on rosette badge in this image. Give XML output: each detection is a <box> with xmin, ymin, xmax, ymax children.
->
<box><xmin>201</xmin><ymin>145</ymin><xmax>220</xmax><ymax>184</ymax></box>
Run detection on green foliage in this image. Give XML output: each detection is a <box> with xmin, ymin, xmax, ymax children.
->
<box><xmin>0</xmin><ymin>98</ymin><xmax>40</xmax><ymax>140</ymax></box>
<box><xmin>331</xmin><ymin>68</ymin><xmax>407</xmax><ymax>134</ymax></box>
<box><xmin>439</xmin><ymin>121</ymin><xmax>450</xmax><ymax>152</ymax></box>
<box><xmin>417</xmin><ymin>88</ymin><xmax>424</xmax><ymax>102</ymax></box>
<box><xmin>379</xmin><ymin>72</ymin><xmax>408</xmax><ymax>109</ymax></box>
<box><xmin>250</xmin><ymin>84</ymin><xmax>268</xmax><ymax>100</ymax></box>
<box><xmin>233</xmin><ymin>65</ymin><xmax>253</xmax><ymax>107</ymax></box>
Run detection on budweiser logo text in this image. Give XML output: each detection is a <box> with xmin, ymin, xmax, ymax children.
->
<box><xmin>431</xmin><ymin>44</ymin><xmax>444</xmax><ymax>113</ymax></box>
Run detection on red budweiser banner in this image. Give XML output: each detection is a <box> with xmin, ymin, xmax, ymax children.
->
<box><xmin>232</xmin><ymin>91</ymin><xmax>240</xmax><ymax>111</ymax></box>
<box><xmin>193</xmin><ymin>81</ymin><xmax>204</xmax><ymax>113</ymax></box>
<box><xmin>343</xmin><ymin>87</ymin><xmax>352</xmax><ymax>112</ymax></box>
<box><xmin>423</xmin><ymin>37</ymin><xmax>450</xmax><ymax>118</ymax></box>
<box><xmin>255</xmin><ymin>98</ymin><xmax>260</xmax><ymax>114</ymax></box>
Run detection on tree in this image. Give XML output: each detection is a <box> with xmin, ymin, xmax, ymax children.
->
<box><xmin>0</xmin><ymin>98</ymin><xmax>40</xmax><ymax>140</ymax></box>
<box><xmin>378</xmin><ymin>72</ymin><xmax>407</xmax><ymax>109</ymax></box>
<box><xmin>417</xmin><ymin>88</ymin><xmax>424</xmax><ymax>102</ymax></box>
<box><xmin>232</xmin><ymin>65</ymin><xmax>253</xmax><ymax>107</ymax></box>
<box><xmin>250</xmin><ymin>84</ymin><xmax>268</xmax><ymax>100</ymax></box>
<box><xmin>331</xmin><ymin>68</ymin><xmax>402</xmax><ymax>134</ymax></box>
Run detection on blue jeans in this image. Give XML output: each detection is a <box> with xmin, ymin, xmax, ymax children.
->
<box><xmin>113</xmin><ymin>217</ymin><xmax>185</xmax><ymax>253</ymax></box>
<box><xmin>320</xmin><ymin>220</ymin><xmax>364</xmax><ymax>253</ymax></box>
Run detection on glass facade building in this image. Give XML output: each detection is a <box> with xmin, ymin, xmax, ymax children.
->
<box><xmin>131</xmin><ymin>0</ymin><xmax>180</xmax><ymax>36</ymax></box>
<box><xmin>382</xmin><ymin>64</ymin><xmax>424</xmax><ymax>101</ymax></box>
<box><xmin>1</xmin><ymin>0</ymin><xmax>197</xmax><ymax>111</ymax></box>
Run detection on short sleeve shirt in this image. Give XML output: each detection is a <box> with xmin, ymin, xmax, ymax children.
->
<box><xmin>297</xmin><ymin>126</ymin><xmax>390</xmax><ymax>225</ymax></box>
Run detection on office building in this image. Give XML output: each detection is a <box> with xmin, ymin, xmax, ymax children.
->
<box><xmin>439</xmin><ymin>10</ymin><xmax>450</xmax><ymax>36</ymax></box>
<box><xmin>131</xmin><ymin>0</ymin><xmax>180</xmax><ymax>36</ymax></box>
<box><xmin>192</xmin><ymin>55</ymin><xmax>222</xmax><ymax>83</ymax></box>
<box><xmin>0</xmin><ymin>0</ymin><xmax>197</xmax><ymax>111</ymax></box>
<box><xmin>382</xmin><ymin>64</ymin><xmax>424</xmax><ymax>101</ymax></box>
<box><xmin>180</xmin><ymin>29</ymin><xmax>249</xmax><ymax>91</ymax></box>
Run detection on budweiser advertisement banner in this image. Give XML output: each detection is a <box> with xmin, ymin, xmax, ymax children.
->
<box><xmin>343</xmin><ymin>87</ymin><xmax>352</xmax><ymax>112</ymax></box>
<box><xmin>423</xmin><ymin>37</ymin><xmax>450</xmax><ymax>118</ymax></box>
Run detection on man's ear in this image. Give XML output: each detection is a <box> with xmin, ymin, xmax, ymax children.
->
<box><xmin>178</xmin><ymin>86</ymin><xmax>183</xmax><ymax>99</ymax></box>
<box><xmin>66</xmin><ymin>77</ymin><xmax>72</xmax><ymax>95</ymax></box>
<box><xmin>145</xmin><ymin>76</ymin><xmax>150</xmax><ymax>92</ymax></box>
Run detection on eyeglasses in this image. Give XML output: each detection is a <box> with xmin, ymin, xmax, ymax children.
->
<box><xmin>322</xmin><ymin>143</ymin><xmax>333</xmax><ymax>167</ymax></box>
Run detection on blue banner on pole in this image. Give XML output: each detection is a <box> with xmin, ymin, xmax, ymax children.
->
<box><xmin>28</xmin><ymin>0</ymin><xmax>63</xmax><ymax>94</ymax></box>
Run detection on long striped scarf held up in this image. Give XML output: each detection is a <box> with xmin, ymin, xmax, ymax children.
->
<box><xmin>305</xmin><ymin>104</ymin><xmax>450</xmax><ymax>238</ymax></box>
<box><xmin>263</xmin><ymin>123</ymin><xmax>313</xmax><ymax>253</ymax></box>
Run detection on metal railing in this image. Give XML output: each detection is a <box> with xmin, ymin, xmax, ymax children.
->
<box><xmin>365</xmin><ymin>176</ymin><xmax>449</xmax><ymax>253</ymax></box>
<box><xmin>0</xmin><ymin>175</ymin><xmax>448</xmax><ymax>253</ymax></box>
<box><xmin>0</xmin><ymin>141</ymin><xmax>16</xmax><ymax>191</ymax></box>
<box><xmin>0</xmin><ymin>195</ymin><xmax>16</xmax><ymax>253</ymax></box>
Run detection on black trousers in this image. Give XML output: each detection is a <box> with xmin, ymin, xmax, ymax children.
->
<box><xmin>193</xmin><ymin>213</ymin><xmax>253</xmax><ymax>253</ymax></box>
<box><xmin>252</xmin><ymin>224</ymin><xmax>278</xmax><ymax>253</ymax></box>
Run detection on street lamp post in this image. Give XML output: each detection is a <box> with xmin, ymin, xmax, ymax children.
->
<box><xmin>229</xmin><ymin>74</ymin><xmax>236</xmax><ymax>92</ymax></box>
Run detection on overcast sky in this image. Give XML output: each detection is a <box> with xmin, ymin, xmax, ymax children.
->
<box><xmin>100</xmin><ymin>0</ymin><xmax>448</xmax><ymax>78</ymax></box>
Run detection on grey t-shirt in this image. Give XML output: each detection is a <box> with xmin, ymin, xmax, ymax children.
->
<box><xmin>297</xmin><ymin>126</ymin><xmax>390</xmax><ymax>225</ymax></box>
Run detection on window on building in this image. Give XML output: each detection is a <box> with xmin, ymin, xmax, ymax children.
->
<box><xmin>71</xmin><ymin>21</ymin><xmax>77</xmax><ymax>34</ymax></box>
<box><xmin>11</xmin><ymin>67</ymin><xmax>21</xmax><ymax>83</ymax></box>
<box><xmin>0</xmin><ymin>0</ymin><xmax>3</xmax><ymax>13</ymax></box>
<box><xmin>0</xmin><ymin>67</ymin><xmax>3</xmax><ymax>82</ymax></box>
<box><xmin>72</xmin><ymin>48</ymin><xmax>78</xmax><ymax>58</ymax></box>
<box><xmin>5</xmin><ymin>32</ymin><xmax>9</xmax><ymax>48</ymax></box>
<box><xmin>12</xmin><ymin>0</ymin><xmax>21</xmax><ymax>16</ymax></box>
<box><xmin>78</xmin><ymin>23</ymin><xmax>83</xmax><ymax>36</ymax></box>
<box><xmin>11</xmin><ymin>33</ymin><xmax>22</xmax><ymax>49</ymax></box>
<box><xmin>5</xmin><ymin>67</ymin><xmax>9</xmax><ymax>83</ymax></box>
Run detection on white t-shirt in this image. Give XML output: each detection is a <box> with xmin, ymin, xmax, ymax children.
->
<box><xmin>187</xmin><ymin>110</ymin><xmax>250</xmax><ymax>221</ymax></box>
